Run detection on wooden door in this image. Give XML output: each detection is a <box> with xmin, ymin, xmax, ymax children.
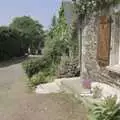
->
<box><xmin>97</xmin><ymin>16</ymin><xmax>111</xmax><ymax>67</ymax></box>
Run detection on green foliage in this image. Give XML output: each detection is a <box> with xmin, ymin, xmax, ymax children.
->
<box><xmin>75</xmin><ymin>0</ymin><xmax>120</xmax><ymax>19</ymax></box>
<box><xmin>10</xmin><ymin>16</ymin><xmax>45</xmax><ymax>52</ymax></box>
<box><xmin>23</xmin><ymin>3</ymin><xmax>80</xmax><ymax>86</ymax></box>
<box><xmin>90</xmin><ymin>96</ymin><xmax>120</xmax><ymax>120</ymax></box>
<box><xmin>0</xmin><ymin>26</ymin><xmax>24</xmax><ymax>61</ymax></box>
<box><xmin>44</xmin><ymin>4</ymin><xmax>73</xmax><ymax>64</ymax></box>
<box><xmin>22</xmin><ymin>56</ymin><xmax>51</xmax><ymax>78</ymax></box>
<box><xmin>75</xmin><ymin>0</ymin><xmax>97</xmax><ymax>17</ymax></box>
<box><xmin>30</xmin><ymin>72</ymin><xmax>48</xmax><ymax>86</ymax></box>
<box><xmin>29</xmin><ymin>69</ymin><xmax>56</xmax><ymax>87</ymax></box>
<box><xmin>51</xmin><ymin>15</ymin><xmax>57</xmax><ymax>27</ymax></box>
<box><xmin>23</xmin><ymin>57</ymin><xmax>56</xmax><ymax>87</ymax></box>
<box><xmin>23</xmin><ymin>58</ymin><xmax>41</xmax><ymax>78</ymax></box>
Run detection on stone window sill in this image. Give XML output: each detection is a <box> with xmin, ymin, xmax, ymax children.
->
<box><xmin>106</xmin><ymin>64</ymin><xmax>120</xmax><ymax>74</ymax></box>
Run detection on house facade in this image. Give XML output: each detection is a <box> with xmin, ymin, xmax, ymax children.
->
<box><xmin>80</xmin><ymin>4</ymin><xmax>120</xmax><ymax>87</ymax></box>
<box><xmin>63</xmin><ymin>0</ymin><xmax>120</xmax><ymax>87</ymax></box>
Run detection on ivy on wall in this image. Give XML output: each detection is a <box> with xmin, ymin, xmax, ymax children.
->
<box><xmin>74</xmin><ymin>0</ymin><xmax>120</xmax><ymax>20</ymax></box>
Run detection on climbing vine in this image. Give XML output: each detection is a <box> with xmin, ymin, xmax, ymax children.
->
<box><xmin>74</xmin><ymin>0</ymin><xmax>120</xmax><ymax>19</ymax></box>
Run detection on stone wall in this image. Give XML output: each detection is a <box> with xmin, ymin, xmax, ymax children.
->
<box><xmin>81</xmin><ymin>5</ymin><xmax>120</xmax><ymax>88</ymax></box>
<box><xmin>110</xmin><ymin>14</ymin><xmax>120</xmax><ymax>65</ymax></box>
<box><xmin>81</xmin><ymin>15</ymin><xmax>99</xmax><ymax>79</ymax></box>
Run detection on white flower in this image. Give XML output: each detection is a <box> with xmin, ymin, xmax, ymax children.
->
<box><xmin>82</xmin><ymin>5</ymin><xmax>85</xmax><ymax>10</ymax></box>
<box><xmin>93</xmin><ymin>2</ymin><xmax>96</xmax><ymax>6</ymax></box>
<box><xmin>92</xmin><ymin>0</ymin><xmax>95</xmax><ymax>4</ymax></box>
<box><xmin>88</xmin><ymin>1</ymin><xmax>91</xmax><ymax>5</ymax></box>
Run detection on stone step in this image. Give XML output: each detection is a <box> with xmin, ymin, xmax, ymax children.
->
<box><xmin>35</xmin><ymin>82</ymin><xmax>62</xmax><ymax>94</ymax></box>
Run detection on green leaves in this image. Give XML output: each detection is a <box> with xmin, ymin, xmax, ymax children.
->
<box><xmin>75</xmin><ymin>0</ymin><xmax>96</xmax><ymax>16</ymax></box>
<box><xmin>10</xmin><ymin>16</ymin><xmax>45</xmax><ymax>50</ymax></box>
<box><xmin>22</xmin><ymin>56</ymin><xmax>51</xmax><ymax>78</ymax></box>
<box><xmin>44</xmin><ymin>4</ymin><xmax>72</xmax><ymax>64</ymax></box>
<box><xmin>91</xmin><ymin>96</ymin><xmax>120</xmax><ymax>120</ymax></box>
<box><xmin>0</xmin><ymin>27</ymin><xmax>24</xmax><ymax>61</ymax></box>
<box><xmin>75</xmin><ymin>0</ymin><xmax>120</xmax><ymax>19</ymax></box>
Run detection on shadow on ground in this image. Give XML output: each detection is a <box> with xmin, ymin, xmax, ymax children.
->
<box><xmin>0</xmin><ymin>55</ymin><xmax>41</xmax><ymax>68</ymax></box>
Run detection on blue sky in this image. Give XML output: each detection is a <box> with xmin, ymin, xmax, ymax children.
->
<box><xmin>0</xmin><ymin>0</ymin><xmax>62</xmax><ymax>29</ymax></box>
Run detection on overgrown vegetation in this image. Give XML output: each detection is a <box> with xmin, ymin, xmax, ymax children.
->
<box><xmin>22</xmin><ymin>56</ymin><xmax>52</xmax><ymax>77</ymax></box>
<box><xmin>89</xmin><ymin>96</ymin><xmax>120</xmax><ymax>120</ymax></box>
<box><xmin>30</xmin><ymin>72</ymin><xmax>48</xmax><ymax>86</ymax></box>
<box><xmin>22</xmin><ymin>3</ymin><xmax>80</xmax><ymax>86</ymax></box>
<box><xmin>20</xmin><ymin>0</ymin><xmax>120</xmax><ymax>87</ymax></box>
<box><xmin>0</xmin><ymin>27</ymin><xmax>24</xmax><ymax>61</ymax></box>
<box><xmin>44</xmin><ymin>6</ymin><xmax>71</xmax><ymax>62</ymax></box>
<box><xmin>0</xmin><ymin>16</ymin><xmax>45</xmax><ymax>61</ymax></box>
<box><xmin>75</xmin><ymin>0</ymin><xmax>120</xmax><ymax>18</ymax></box>
<box><xmin>25</xmin><ymin>0</ymin><xmax>120</xmax><ymax>86</ymax></box>
<box><xmin>22</xmin><ymin>57</ymin><xmax>56</xmax><ymax>86</ymax></box>
<box><xmin>43</xmin><ymin>3</ymin><xmax>79</xmax><ymax>76</ymax></box>
<box><xmin>10</xmin><ymin>16</ymin><xmax>45</xmax><ymax>54</ymax></box>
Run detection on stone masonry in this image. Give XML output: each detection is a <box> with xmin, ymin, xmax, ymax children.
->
<box><xmin>80</xmin><ymin>5</ymin><xmax>120</xmax><ymax>88</ymax></box>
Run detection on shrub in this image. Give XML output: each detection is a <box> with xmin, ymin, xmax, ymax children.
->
<box><xmin>0</xmin><ymin>26</ymin><xmax>25</xmax><ymax>61</ymax></box>
<box><xmin>30</xmin><ymin>72</ymin><xmax>47</xmax><ymax>86</ymax></box>
<box><xmin>29</xmin><ymin>67</ymin><xmax>56</xmax><ymax>87</ymax></box>
<box><xmin>89</xmin><ymin>96</ymin><xmax>120</xmax><ymax>120</ymax></box>
<box><xmin>22</xmin><ymin>56</ymin><xmax>52</xmax><ymax>78</ymax></box>
<box><xmin>57</xmin><ymin>56</ymin><xmax>80</xmax><ymax>78</ymax></box>
<box><xmin>23</xmin><ymin>58</ymin><xmax>41</xmax><ymax>78</ymax></box>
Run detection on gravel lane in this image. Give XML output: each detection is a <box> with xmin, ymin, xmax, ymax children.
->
<box><xmin>0</xmin><ymin>62</ymin><xmax>87</xmax><ymax>120</ymax></box>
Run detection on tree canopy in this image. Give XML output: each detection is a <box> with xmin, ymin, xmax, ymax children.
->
<box><xmin>43</xmin><ymin>4</ymin><xmax>72</xmax><ymax>63</ymax></box>
<box><xmin>0</xmin><ymin>26</ymin><xmax>24</xmax><ymax>61</ymax></box>
<box><xmin>10</xmin><ymin>16</ymin><xmax>45</xmax><ymax>52</ymax></box>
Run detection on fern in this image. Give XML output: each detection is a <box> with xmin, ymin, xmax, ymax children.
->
<box><xmin>91</xmin><ymin>96</ymin><xmax>120</xmax><ymax>120</ymax></box>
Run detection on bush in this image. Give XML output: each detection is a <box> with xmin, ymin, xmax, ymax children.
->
<box><xmin>23</xmin><ymin>58</ymin><xmax>41</xmax><ymax>78</ymax></box>
<box><xmin>89</xmin><ymin>96</ymin><xmax>120</xmax><ymax>120</ymax></box>
<box><xmin>0</xmin><ymin>26</ymin><xmax>25</xmax><ymax>61</ymax></box>
<box><xmin>29</xmin><ymin>67</ymin><xmax>56</xmax><ymax>87</ymax></box>
<box><xmin>30</xmin><ymin>72</ymin><xmax>47</xmax><ymax>86</ymax></box>
<box><xmin>22</xmin><ymin>56</ymin><xmax>52</xmax><ymax>78</ymax></box>
<box><xmin>23</xmin><ymin>57</ymin><xmax>57</xmax><ymax>87</ymax></box>
<box><xmin>57</xmin><ymin>56</ymin><xmax>80</xmax><ymax>78</ymax></box>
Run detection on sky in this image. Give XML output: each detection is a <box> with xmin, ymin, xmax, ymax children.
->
<box><xmin>0</xmin><ymin>0</ymin><xmax>62</xmax><ymax>29</ymax></box>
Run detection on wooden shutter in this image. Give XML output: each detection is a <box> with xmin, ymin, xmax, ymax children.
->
<box><xmin>97</xmin><ymin>16</ymin><xmax>111</xmax><ymax>67</ymax></box>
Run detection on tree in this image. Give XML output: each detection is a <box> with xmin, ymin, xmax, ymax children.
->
<box><xmin>51</xmin><ymin>15</ymin><xmax>57</xmax><ymax>27</ymax></box>
<box><xmin>0</xmin><ymin>26</ymin><xmax>24</xmax><ymax>61</ymax></box>
<box><xmin>43</xmin><ymin>4</ymin><xmax>71</xmax><ymax>63</ymax></box>
<box><xmin>9</xmin><ymin>16</ymin><xmax>45</xmax><ymax>54</ymax></box>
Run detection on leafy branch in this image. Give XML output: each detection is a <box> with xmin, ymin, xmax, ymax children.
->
<box><xmin>74</xmin><ymin>0</ymin><xmax>120</xmax><ymax>20</ymax></box>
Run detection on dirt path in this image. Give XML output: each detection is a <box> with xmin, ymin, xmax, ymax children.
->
<box><xmin>0</xmin><ymin>62</ymin><xmax>87</xmax><ymax>120</ymax></box>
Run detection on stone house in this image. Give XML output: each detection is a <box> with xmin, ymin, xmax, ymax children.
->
<box><xmin>80</xmin><ymin>4</ymin><xmax>120</xmax><ymax>87</ymax></box>
<box><xmin>63</xmin><ymin>0</ymin><xmax>120</xmax><ymax>87</ymax></box>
